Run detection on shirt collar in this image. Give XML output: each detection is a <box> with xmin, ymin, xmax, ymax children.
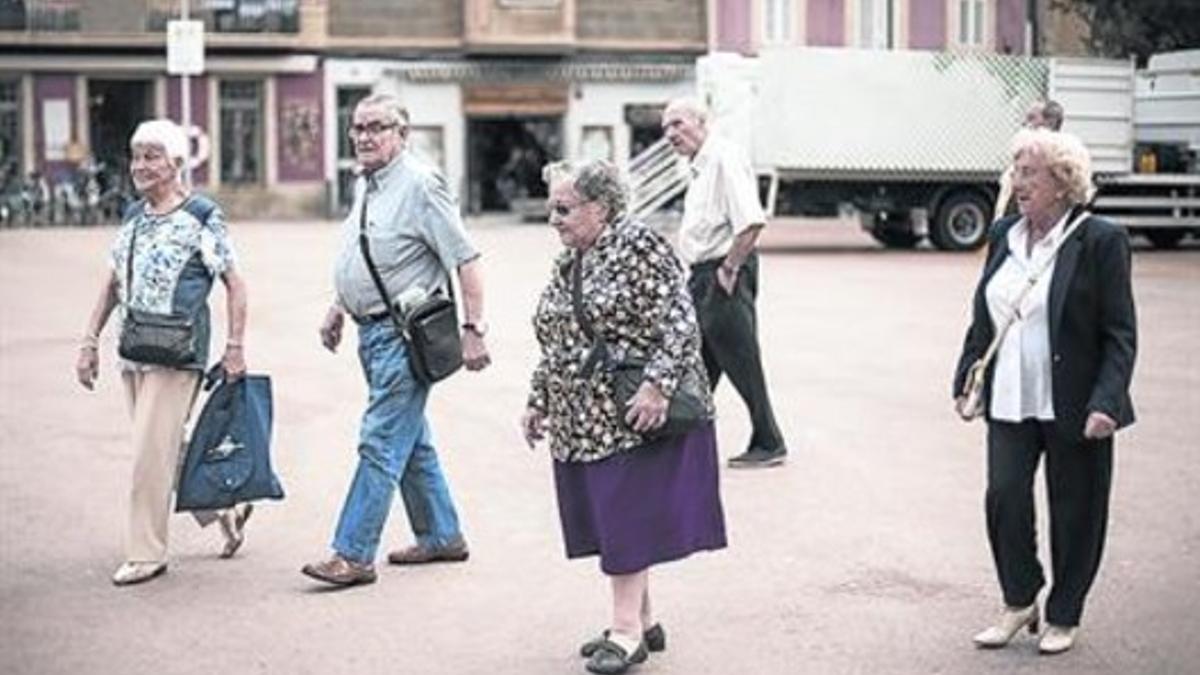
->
<box><xmin>362</xmin><ymin>151</ymin><xmax>406</xmax><ymax>193</ymax></box>
<box><xmin>688</xmin><ymin>135</ymin><xmax>717</xmax><ymax>177</ymax></box>
<box><xmin>1009</xmin><ymin>210</ymin><xmax>1072</xmax><ymax>259</ymax></box>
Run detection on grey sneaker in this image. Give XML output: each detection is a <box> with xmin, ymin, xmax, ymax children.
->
<box><xmin>727</xmin><ymin>447</ymin><xmax>787</xmax><ymax>468</ymax></box>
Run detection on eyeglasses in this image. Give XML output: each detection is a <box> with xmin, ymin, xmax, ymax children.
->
<box><xmin>550</xmin><ymin>200</ymin><xmax>592</xmax><ymax>218</ymax></box>
<box><xmin>348</xmin><ymin>122</ymin><xmax>400</xmax><ymax>139</ymax></box>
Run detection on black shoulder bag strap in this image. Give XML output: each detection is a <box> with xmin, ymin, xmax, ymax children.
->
<box><xmin>569</xmin><ymin>252</ymin><xmax>609</xmax><ymax>377</ymax></box>
<box><xmin>124</xmin><ymin>219</ymin><xmax>139</xmax><ymax>310</ymax></box>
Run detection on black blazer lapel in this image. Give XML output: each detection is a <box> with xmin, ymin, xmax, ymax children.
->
<box><xmin>1048</xmin><ymin>221</ymin><xmax>1086</xmax><ymax>349</ymax></box>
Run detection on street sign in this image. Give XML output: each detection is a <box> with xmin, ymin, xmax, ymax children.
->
<box><xmin>167</xmin><ymin>20</ymin><xmax>205</xmax><ymax>75</ymax></box>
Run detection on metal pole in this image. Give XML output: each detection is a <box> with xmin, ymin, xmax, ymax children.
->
<box><xmin>180</xmin><ymin>0</ymin><xmax>192</xmax><ymax>188</ymax></box>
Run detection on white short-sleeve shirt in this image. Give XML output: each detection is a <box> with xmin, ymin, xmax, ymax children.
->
<box><xmin>679</xmin><ymin>135</ymin><xmax>766</xmax><ymax>265</ymax></box>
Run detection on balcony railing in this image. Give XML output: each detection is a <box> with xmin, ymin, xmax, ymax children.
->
<box><xmin>147</xmin><ymin>0</ymin><xmax>299</xmax><ymax>34</ymax></box>
<box><xmin>1</xmin><ymin>0</ymin><xmax>299</xmax><ymax>33</ymax></box>
<box><xmin>0</xmin><ymin>1</ymin><xmax>81</xmax><ymax>31</ymax></box>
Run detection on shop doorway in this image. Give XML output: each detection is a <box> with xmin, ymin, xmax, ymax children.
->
<box><xmin>467</xmin><ymin>116</ymin><xmax>561</xmax><ymax>214</ymax></box>
<box><xmin>87</xmin><ymin>79</ymin><xmax>153</xmax><ymax>200</ymax></box>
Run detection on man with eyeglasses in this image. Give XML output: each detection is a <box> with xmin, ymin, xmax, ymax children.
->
<box><xmin>661</xmin><ymin>97</ymin><xmax>788</xmax><ymax>469</ymax></box>
<box><xmin>302</xmin><ymin>93</ymin><xmax>491</xmax><ymax>587</ymax></box>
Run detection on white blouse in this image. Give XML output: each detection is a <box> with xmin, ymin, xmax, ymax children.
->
<box><xmin>985</xmin><ymin>212</ymin><xmax>1071</xmax><ymax>422</ymax></box>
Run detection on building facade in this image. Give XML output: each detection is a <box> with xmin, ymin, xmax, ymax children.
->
<box><xmin>714</xmin><ymin>0</ymin><xmax>1088</xmax><ymax>56</ymax></box>
<box><xmin>0</xmin><ymin>0</ymin><xmax>707</xmax><ymax>217</ymax></box>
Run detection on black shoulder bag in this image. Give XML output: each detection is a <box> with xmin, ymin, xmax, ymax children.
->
<box><xmin>569</xmin><ymin>251</ymin><xmax>707</xmax><ymax>441</ymax></box>
<box><xmin>117</xmin><ymin>220</ymin><xmax>200</xmax><ymax>366</ymax></box>
<box><xmin>357</xmin><ymin>191</ymin><xmax>463</xmax><ymax>385</ymax></box>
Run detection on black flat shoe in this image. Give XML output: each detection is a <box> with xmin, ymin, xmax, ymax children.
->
<box><xmin>580</xmin><ymin>624</ymin><xmax>666</xmax><ymax>657</ymax></box>
<box><xmin>584</xmin><ymin>639</ymin><xmax>648</xmax><ymax>675</ymax></box>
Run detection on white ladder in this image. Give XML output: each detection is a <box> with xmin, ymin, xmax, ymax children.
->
<box><xmin>628</xmin><ymin>137</ymin><xmax>689</xmax><ymax>220</ymax></box>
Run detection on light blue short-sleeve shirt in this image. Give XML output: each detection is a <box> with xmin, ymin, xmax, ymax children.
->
<box><xmin>334</xmin><ymin>151</ymin><xmax>478</xmax><ymax>318</ymax></box>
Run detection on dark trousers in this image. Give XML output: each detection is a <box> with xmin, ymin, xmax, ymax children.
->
<box><xmin>688</xmin><ymin>253</ymin><xmax>785</xmax><ymax>453</ymax></box>
<box><xmin>986</xmin><ymin>420</ymin><xmax>1113</xmax><ymax>626</ymax></box>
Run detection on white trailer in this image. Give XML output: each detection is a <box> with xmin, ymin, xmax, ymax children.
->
<box><xmin>1089</xmin><ymin>49</ymin><xmax>1200</xmax><ymax>248</ymax></box>
<box><xmin>691</xmin><ymin>47</ymin><xmax>1196</xmax><ymax>250</ymax></box>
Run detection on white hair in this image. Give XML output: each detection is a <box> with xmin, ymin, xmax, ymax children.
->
<box><xmin>664</xmin><ymin>97</ymin><xmax>709</xmax><ymax>126</ymax></box>
<box><xmin>355</xmin><ymin>93</ymin><xmax>411</xmax><ymax>127</ymax></box>
<box><xmin>542</xmin><ymin>159</ymin><xmax>629</xmax><ymax>224</ymax></box>
<box><xmin>1010</xmin><ymin>128</ymin><xmax>1093</xmax><ymax>205</ymax></box>
<box><xmin>130</xmin><ymin>119</ymin><xmax>188</xmax><ymax>165</ymax></box>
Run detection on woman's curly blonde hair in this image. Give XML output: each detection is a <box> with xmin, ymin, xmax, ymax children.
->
<box><xmin>1010</xmin><ymin>128</ymin><xmax>1094</xmax><ymax>205</ymax></box>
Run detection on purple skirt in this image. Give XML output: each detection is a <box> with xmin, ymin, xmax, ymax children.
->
<box><xmin>553</xmin><ymin>421</ymin><xmax>727</xmax><ymax>575</ymax></box>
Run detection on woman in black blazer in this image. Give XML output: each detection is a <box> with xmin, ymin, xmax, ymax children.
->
<box><xmin>953</xmin><ymin>129</ymin><xmax>1136</xmax><ymax>655</ymax></box>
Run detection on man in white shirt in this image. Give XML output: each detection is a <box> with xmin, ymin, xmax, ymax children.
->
<box><xmin>661</xmin><ymin>98</ymin><xmax>787</xmax><ymax>468</ymax></box>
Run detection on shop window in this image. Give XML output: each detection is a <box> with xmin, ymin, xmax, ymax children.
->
<box><xmin>0</xmin><ymin>79</ymin><xmax>20</xmax><ymax>182</ymax></box>
<box><xmin>762</xmin><ymin>0</ymin><xmax>792</xmax><ymax>45</ymax></box>
<box><xmin>219</xmin><ymin>80</ymin><xmax>263</xmax><ymax>185</ymax></box>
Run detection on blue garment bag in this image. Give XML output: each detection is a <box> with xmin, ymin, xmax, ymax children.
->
<box><xmin>176</xmin><ymin>366</ymin><xmax>285</xmax><ymax>512</ymax></box>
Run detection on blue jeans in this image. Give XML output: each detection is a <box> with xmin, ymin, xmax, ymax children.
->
<box><xmin>332</xmin><ymin>320</ymin><xmax>463</xmax><ymax>563</ymax></box>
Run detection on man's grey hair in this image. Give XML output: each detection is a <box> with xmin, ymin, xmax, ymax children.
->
<box><xmin>1041</xmin><ymin>99</ymin><xmax>1064</xmax><ymax>131</ymax></box>
<box><xmin>355</xmin><ymin>93</ymin><xmax>411</xmax><ymax>127</ymax></box>
<box><xmin>664</xmin><ymin>97</ymin><xmax>709</xmax><ymax>126</ymax></box>
<box><xmin>542</xmin><ymin>159</ymin><xmax>629</xmax><ymax>223</ymax></box>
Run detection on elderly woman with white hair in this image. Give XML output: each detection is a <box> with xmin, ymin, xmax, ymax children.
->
<box><xmin>75</xmin><ymin>119</ymin><xmax>251</xmax><ymax>586</ymax></box>
<box><xmin>953</xmin><ymin>128</ymin><xmax>1136</xmax><ymax>654</ymax></box>
<box><xmin>522</xmin><ymin>159</ymin><xmax>726</xmax><ymax>674</ymax></box>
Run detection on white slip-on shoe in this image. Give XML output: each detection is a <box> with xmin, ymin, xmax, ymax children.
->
<box><xmin>973</xmin><ymin>603</ymin><xmax>1039</xmax><ymax>648</ymax></box>
<box><xmin>111</xmin><ymin>561</ymin><xmax>167</xmax><ymax>586</ymax></box>
<box><xmin>1038</xmin><ymin>625</ymin><xmax>1078</xmax><ymax>655</ymax></box>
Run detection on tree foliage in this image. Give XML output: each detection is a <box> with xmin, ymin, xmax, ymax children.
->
<box><xmin>1053</xmin><ymin>0</ymin><xmax>1200</xmax><ymax>64</ymax></box>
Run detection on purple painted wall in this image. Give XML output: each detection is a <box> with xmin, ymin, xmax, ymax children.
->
<box><xmin>167</xmin><ymin>76</ymin><xmax>210</xmax><ymax>185</ymax></box>
<box><xmin>996</xmin><ymin>0</ymin><xmax>1026</xmax><ymax>54</ymax></box>
<box><xmin>276</xmin><ymin>70</ymin><xmax>325</xmax><ymax>183</ymax></box>
<box><xmin>908</xmin><ymin>0</ymin><xmax>946</xmax><ymax>50</ymax></box>
<box><xmin>807</xmin><ymin>0</ymin><xmax>845</xmax><ymax>47</ymax></box>
<box><xmin>33</xmin><ymin>74</ymin><xmax>75</xmax><ymax>179</ymax></box>
<box><xmin>715</xmin><ymin>0</ymin><xmax>753</xmax><ymax>53</ymax></box>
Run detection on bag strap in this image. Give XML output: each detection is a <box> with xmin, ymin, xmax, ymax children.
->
<box><xmin>124</xmin><ymin>217</ymin><xmax>138</xmax><ymax>309</ymax></box>
<box><xmin>569</xmin><ymin>252</ymin><xmax>609</xmax><ymax>376</ymax></box>
<box><xmin>356</xmin><ymin>181</ymin><xmax>457</xmax><ymax>336</ymax></box>
<box><xmin>974</xmin><ymin>209</ymin><xmax>1091</xmax><ymax>372</ymax></box>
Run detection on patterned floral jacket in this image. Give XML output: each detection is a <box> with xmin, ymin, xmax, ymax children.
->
<box><xmin>528</xmin><ymin>220</ymin><xmax>713</xmax><ymax>463</ymax></box>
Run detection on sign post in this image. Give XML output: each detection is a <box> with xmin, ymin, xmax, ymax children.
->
<box><xmin>167</xmin><ymin>0</ymin><xmax>204</xmax><ymax>187</ymax></box>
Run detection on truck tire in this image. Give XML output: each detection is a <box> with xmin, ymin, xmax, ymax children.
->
<box><xmin>1144</xmin><ymin>229</ymin><xmax>1185</xmax><ymax>249</ymax></box>
<box><xmin>931</xmin><ymin>190</ymin><xmax>991</xmax><ymax>251</ymax></box>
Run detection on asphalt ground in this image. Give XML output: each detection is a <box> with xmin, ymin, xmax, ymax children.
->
<box><xmin>1</xmin><ymin>217</ymin><xmax>1197</xmax><ymax>675</ymax></box>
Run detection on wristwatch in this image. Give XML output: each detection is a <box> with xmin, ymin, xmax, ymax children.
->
<box><xmin>462</xmin><ymin>321</ymin><xmax>488</xmax><ymax>337</ymax></box>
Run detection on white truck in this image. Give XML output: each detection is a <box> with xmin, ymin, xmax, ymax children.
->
<box><xmin>683</xmin><ymin>47</ymin><xmax>1199</xmax><ymax>250</ymax></box>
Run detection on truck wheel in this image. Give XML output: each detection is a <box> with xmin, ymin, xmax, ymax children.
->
<box><xmin>931</xmin><ymin>191</ymin><xmax>991</xmax><ymax>251</ymax></box>
<box><xmin>1144</xmin><ymin>229</ymin><xmax>1185</xmax><ymax>249</ymax></box>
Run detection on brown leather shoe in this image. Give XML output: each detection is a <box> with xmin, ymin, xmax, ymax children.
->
<box><xmin>301</xmin><ymin>555</ymin><xmax>377</xmax><ymax>586</ymax></box>
<box><xmin>387</xmin><ymin>539</ymin><xmax>470</xmax><ymax>565</ymax></box>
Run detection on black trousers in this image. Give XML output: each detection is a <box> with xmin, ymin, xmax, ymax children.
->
<box><xmin>688</xmin><ymin>253</ymin><xmax>785</xmax><ymax>453</ymax></box>
<box><xmin>986</xmin><ymin>420</ymin><xmax>1113</xmax><ymax>626</ymax></box>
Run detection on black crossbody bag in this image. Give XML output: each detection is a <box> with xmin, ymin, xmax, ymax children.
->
<box><xmin>569</xmin><ymin>251</ymin><xmax>707</xmax><ymax>441</ymax></box>
<box><xmin>117</xmin><ymin>221</ymin><xmax>200</xmax><ymax>366</ymax></box>
<box><xmin>357</xmin><ymin>192</ymin><xmax>463</xmax><ymax>385</ymax></box>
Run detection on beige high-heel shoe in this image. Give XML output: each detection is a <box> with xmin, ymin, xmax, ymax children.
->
<box><xmin>1038</xmin><ymin>625</ymin><xmax>1078</xmax><ymax>655</ymax></box>
<box><xmin>973</xmin><ymin>603</ymin><xmax>1039</xmax><ymax>648</ymax></box>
